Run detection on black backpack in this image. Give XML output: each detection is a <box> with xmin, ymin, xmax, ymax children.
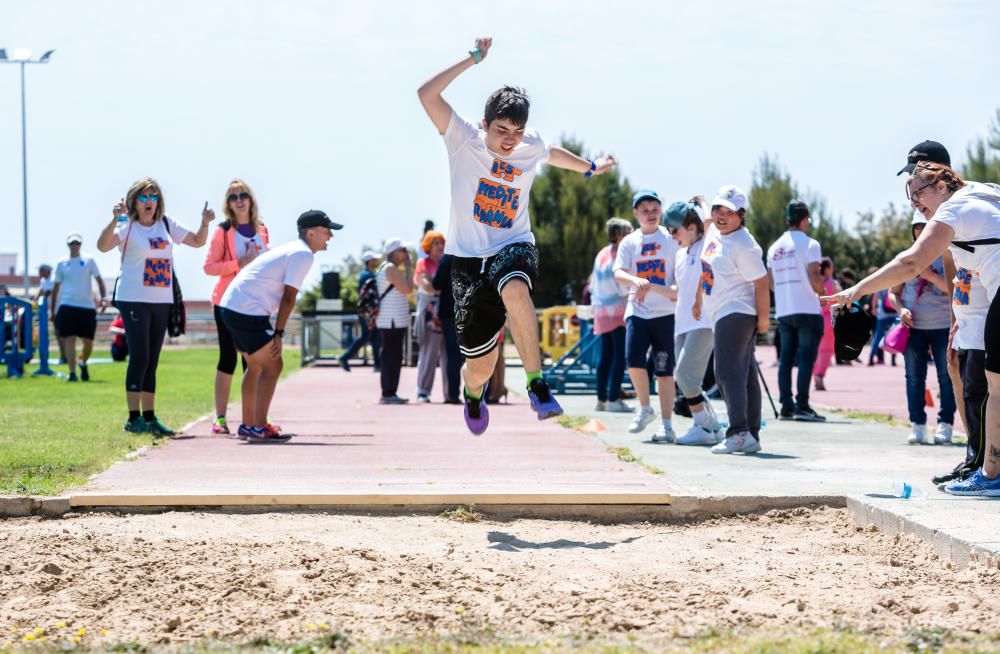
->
<box><xmin>357</xmin><ymin>265</ymin><xmax>393</xmax><ymax>327</ymax></box>
<box><xmin>167</xmin><ymin>271</ymin><xmax>186</xmax><ymax>337</ymax></box>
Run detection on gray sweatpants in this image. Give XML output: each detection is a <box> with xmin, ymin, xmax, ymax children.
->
<box><xmin>417</xmin><ymin>330</ymin><xmax>448</xmax><ymax>398</ymax></box>
<box><xmin>674</xmin><ymin>328</ymin><xmax>714</xmax><ymax>401</ymax></box>
<box><xmin>714</xmin><ymin>313</ymin><xmax>761</xmax><ymax>439</ymax></box>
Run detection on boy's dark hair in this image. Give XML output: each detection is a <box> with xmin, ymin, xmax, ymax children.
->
<box><xmin>786</xmin><ymin>201</ymin><xmax>810</xmax><ymax>226</ymax></box>
<box><xmin>484</xmin><ymin>86</ymin><xmax>530</xmax><ymax>127</ymax></box>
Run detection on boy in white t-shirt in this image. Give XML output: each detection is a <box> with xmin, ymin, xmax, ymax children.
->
<box><xmin>418</xmin><ymin>36</ymin><xmax>618</xmax><ymax>435</ymax></box>
<box><xmin>220</xmin><ymin>210</ymin><xmax>340</xmax><ymax>443</ymax></box>
<box><xmin>614</xmin><ymin>190</ymin><xmax>680</xmax><ymax>442</ymax></box>
<box><xmin>52</xmin><ymin>233</ymin><xmax>107</xmax><ymax>382</ymax></box>
<box><xmin>694</xmin><ymin>186</ymin><xmax>771</xmax><ymax>455</ymax></box>
<box><xmin>766</xmin><ymin>201</ymin><xmax>826</xmax><ymax>422</ymax></box>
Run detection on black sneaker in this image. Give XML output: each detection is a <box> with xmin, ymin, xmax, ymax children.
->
<box><xmin>932</xmin><ymin>465</ymin><xmax>974</xmax><ymax>486</ymax></box>
<box><xmin>793</xmin><ymin>406</ymin><xmax>827</xmax><ymax>422</ymax></box>
<box><xmin>67</xmin><ymin>372</ymin><xmax>78</xmax><ymax>382</ymax></box>
<box><xmin>79</xmin><ymin>363</ymin><xmax>90</xmax><ymax>381</ymax></box>
<box><xmin>779</xmin><ymin>407</ymin><xmax>794</xmax><ymax>420</ymax></box>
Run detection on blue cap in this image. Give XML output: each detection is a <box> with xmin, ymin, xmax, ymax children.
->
<box><xmin>632</xmin><ymin>189</ymin><xmax>661</xmax><ymax>208</ymax></box>
<box><xmin>663</xmin><ymin>201</ymin><xmax>692</xmax><ymax>229</ymax></box>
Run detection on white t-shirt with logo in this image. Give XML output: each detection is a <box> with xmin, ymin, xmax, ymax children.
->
<box><xmin>442</xmin><ymin>111</ymin><xmax>551</xmax><ymax>258</ymax></box>
<box><xmin>114</xmin><ymin>216</ymin><xmax>191</xmax><ymax>304</ymax></box>
<box><xmin>767</xmin><ymin>230</ymin><xmax>822</xmax><ymax>318</ymax></box>
<box><xmin>54</xmin><ymin>255</ymin><xmax>101</xmax><ymax>310</ymax></box>
<box><xmin>221</xmin><ymin>240</ymin><xmax>314</xmax><ymax>317</ymax></box>
<box><xmin>935</xmin><ymin>182</ymin><xmax>1000</xmax><ymax>300</ymax></box>
<box><xmin>674</xmin><ymin>237</ymin><xmax>712</xmax><ymax>335</ymax></box>
<box><xmin>700</xmin><ymin>223</ymin><xmax>767</xmax><ymax>323</ymax></box>
<box><xmin>952</xmin><ymin>266</ymin><xmax>989</xmax><ymax>351</ymax></box>
<box><xmin>613</xmin><ymin>227</ymin><xmax>678</xmax><ymax>320</ymax></box>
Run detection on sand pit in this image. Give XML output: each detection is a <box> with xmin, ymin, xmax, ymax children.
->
<box><xmin>1</xmin><ymin>507</ymin><xmax>998</xmax><ymax>648</ymax></box>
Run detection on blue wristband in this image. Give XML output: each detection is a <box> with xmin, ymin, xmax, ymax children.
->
<box><xmin>469</xmin><ymin>48</ymin><xmax>483</xmax><ymax>64</ymax></box>
<box><xmin>584</xmin><ymin>159</ymin><xmax>596</xmax><ymax>178</ymax></box>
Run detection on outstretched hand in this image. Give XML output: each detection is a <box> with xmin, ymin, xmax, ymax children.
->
<box><xmin>593</xmin><ymin>154</ymin><xmax>618</xmax><ymax>175</ymax></box>
<box><xmin>822</xmin><ymin>286</ymin><xmax>858</xmax><ymax>309</ymax></box>
<box><xmin>474</xmin><ymin>37</ymin><xmax>493</xmax><ymax>60</ymax></box>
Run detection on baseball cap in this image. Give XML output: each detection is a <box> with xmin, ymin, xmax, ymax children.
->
<box><xmin>911</xmin><ymin>210</ymin><xmax>928</xmax><ymax>227</ymax></box>
<box><xmin>663</xmin><ymin>201</ymin><xmax>693</xmax><ymax>230</ymax></box>
<box><xmin>383</xmin><ymin>237</ymin><xmax>409</xmax><ymax>257</ymax></box>
<box><xmin>711</xmin><ymin>185</ymin><xmax>747</xmax><ymax>212</ymax></box>
<box><xmin>66</xmin><ymin>233</ymin><xmax>83</xmax><ymax>245</ymax></box>
<box><xmin>361</xmin><ymin>250</ymin><xmax>379</xmax><ymax>263</ymax></box>
<box><xmin>833</xmin><ymin>302</ymin><xmax>875</xmax><ymax>362</ymax></box>
<box><xmin>632</xmin><ymin>189</ymin><xmax>661</xmax><ymax>208</ymax></box>
<box><xmin>897</xmin><ymin>140</ymin><xmax>950</xmax><ymax>176</ymax></box>
<box><xmin>296</xmin><ymin>209</ymin><xmax>343</xmax><ymax>231</ymax></box>
<box><xmin>786</xmin><ymin>201</ymin><xmax>810</xmax><ymax>224</ymax></box>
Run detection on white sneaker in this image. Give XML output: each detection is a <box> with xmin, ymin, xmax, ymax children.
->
<box><xmin>711</xmin><ymin>431</ymin><xmax>761</xmax><ymax>454</ymax></box>
<box><xmin>934</xmin><ymin>422</ymin><xmax>953</xmax><ymax>445</ymax></box>
<box><xmin>651</xmin><ymin>423</ymin><xmax>676</xmax><ymax>443</ymax></box>
<box><xmin>595</xmin><ymin>400</ymin><xmax>606</xmax><ymax>411</ymax></box>
<box><xmin>907</xmin><ymin>422</ymin><xmax>928</xmax><ymax>445</ymax></box>
<box><xmin>676</xmin><ymin>424</ymin><xmax>718</xmax><ymax>446</ymax></box>
<box><xmin>604</xmin><ymin>399</ymin><xmax>633</xmax><ymax>413</ymax></box>
<box><xmin>628</xmin><ymin>408</ymin><xmax>657</xmax><ymax>433</ymax></box>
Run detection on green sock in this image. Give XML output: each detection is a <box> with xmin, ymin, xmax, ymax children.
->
<box><xmin>525</xmin><ymin>371</ymin><xmax>543</xmax><ymax>389</ymax></box>
<box><xmin>464</xmin><ymin>385</ymin><xmax>484</xmax><ymax>401</ymax></box>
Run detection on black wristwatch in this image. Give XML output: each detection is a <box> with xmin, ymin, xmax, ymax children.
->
<box><xmin>274</xmin><ymin>328</ymin><xmax>285</xmax><ymax>338</ymax></box>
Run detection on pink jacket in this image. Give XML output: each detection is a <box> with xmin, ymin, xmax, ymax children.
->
<box><xmin>203</xmin><ymin>223</ymin><xmax>270</xmax><ymax>306</ymax></box>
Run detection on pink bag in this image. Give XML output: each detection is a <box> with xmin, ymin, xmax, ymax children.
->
<box><xmin>882</xmin><ymin>323</ymin><xmax>910</xmax><ymax>355</ymax></box>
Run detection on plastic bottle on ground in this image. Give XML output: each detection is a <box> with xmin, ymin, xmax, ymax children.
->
<box><xmin>889</xmin><ymin>481</ymin><xmax>926</xmax><ymax>500</ymax></box>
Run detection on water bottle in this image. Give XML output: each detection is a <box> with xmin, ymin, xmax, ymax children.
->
<box><xmin>116</xmin><ymin>213</ymin><xmax>128</xmax><ymax>224</ymax></box>
<box><xmin>889</xmin><ymin>481</ymin><xmax>926</xmax><ymax>500</ymax></box>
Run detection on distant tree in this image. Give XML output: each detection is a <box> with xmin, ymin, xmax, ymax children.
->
<box><xmin>963</xmin><ymin>108</ymin><xmax>1000</xmax><ymax>184</ymax></box>
<box><xmin>530</xmin><ymin>138</ymin><xmax>634</xmax><ymax>306</ymax></box>
<box><xmin>747</xmin><ymin>154</ymin><xmax>797</xmax><ymax>255</ymax></box>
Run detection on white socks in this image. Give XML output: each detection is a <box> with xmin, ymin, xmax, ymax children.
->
<box><xmin>692</xmin><ymin>408</ymin><xmax>708</xmax><ymax>426</ymax></box>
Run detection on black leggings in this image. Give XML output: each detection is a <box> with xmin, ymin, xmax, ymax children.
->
<box><xmin>213</xmin><ymin>304</ymin><xmax>247</xmax><ymax>375</ymax></box>
<box><xmin>117</xmin><ymin>301</ymin><xmax>170</xmax><ymax>394</ymax></box>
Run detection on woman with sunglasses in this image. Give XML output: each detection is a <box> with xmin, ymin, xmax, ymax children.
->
<box><xmin>826</xmin><ymin>161</ymin><xmax>1000</xmax><ymax>495</ymax></box>
<box><xmin>203</xmin><ymin>180</ymin><xmax>270</xmax><ymax>434</ymax></box>
<box><xmin>97</xmin><ymin>177</ymin><xmax>213</xmax><ymax>435</ymax></box>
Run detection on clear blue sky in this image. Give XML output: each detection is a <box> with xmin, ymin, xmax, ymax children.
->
<box><xmin>3</xmin><ymin>0</ymin><xmax>1000</xmax><ymax>300</ymax></box>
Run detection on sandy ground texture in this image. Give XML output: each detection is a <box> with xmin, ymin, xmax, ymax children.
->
<box><xmin>1</xmin><ymin>507</ymin><xmax>998</xmax><ymax>649</ymax></box>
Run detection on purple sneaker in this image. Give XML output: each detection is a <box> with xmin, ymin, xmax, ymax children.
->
<box><xmin>463</xmin><ymin>384</ymin><xmax>490</xmax><ymax>436</ymax></box>
<box><xmin>527</xmin><ymin>378</ymin><xmax>564</xmax><ymax>420</ymax></box>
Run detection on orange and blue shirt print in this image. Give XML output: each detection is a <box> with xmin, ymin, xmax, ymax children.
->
<box><xmin>148</xmin><ymin>237</ymin><xmax>169</xmax><ymax>250</ymax></box>
<box><xmin>700</xmin><ymin>242</ymin><xmax>718</xmax><ymax>295</ymax></box>
<box><xmin>636</xmin><ymin>242</ymin><xmax>666</xmax><ymax>286</ymax></box>
<box><xmin>473</xmin><ymin>159</ymin><xmax>523</xmax><ymax>229</ymax></box>
<box><xmin>953</xmin><ymin>268</ymin><xmax>973</xmax><ymax>306</ymax></box>
<box><xmin>143</xmin><ymin>258</ymin><xmax>172</xmax><ymax>288</ymax></box>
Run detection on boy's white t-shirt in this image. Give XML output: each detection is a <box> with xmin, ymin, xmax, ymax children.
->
<box><xmin>674</xmin><ymin>237</ymin><xmax>712</xmax><ymax>335</ymax></box>
<box><xmin>700</xmin><ymin>223</ymin><xmax>767</xmax><ymax>323</ymax></box>
<box><xmin>936</xmin><ymin>182</ymin><xmax>1000</xmax><ymax>300</ymax></box>
<box><xmin>442</xmin><ymin>111</ymin><xmax>551</xmax><ymax>258</ymax></box>
<box><xmin>952</xmin><ymin>266</ymin><xmax>989</xmax><ymax>351</ymax></box>
<box><xmin>54</xmin><ymin>255</ymin><xmax>101</xmax><ymax>309</ymax></box>
<box><xmin>221</xmin><ymin>240</ymin><xmax>314</xmax><ymax>317</ymax></box>
<box><xmin>114</xmin><ymin>216</ymin><xmax>190</xmax><ymax>304</ymax></box>
<box><xmin>613</xmin><ymin>226</ymin><xmax>678</xmax><ymax>320</ymax></box>
<box><xmin>766</xmin><ymin>230</ymin><xmax>822</xmax><ymax>318</ymax></box>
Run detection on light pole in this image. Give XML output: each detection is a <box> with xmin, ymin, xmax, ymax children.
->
<box><xmin>0</xmin><ymin>48</ymin><xmax>54</xmax><ymax>298</ymax></box>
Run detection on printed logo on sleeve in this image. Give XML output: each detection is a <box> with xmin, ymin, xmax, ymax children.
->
<box><xmin>700</xmin><ymin>261</ymin><xmax>715</xmax><ymax>295</ymax></box>
<box><xmin>143</xmin><ymin>258</ymin><xmax>172</xmax><ymax>288</ymax></box>
<box><xmin>953</xmin><ymin>268</ymin><xmax>973</xmax><ymax>306</ymax></box>
<box><xmin>148</xmin><ymin>237</ymin><xmax>169</xmax><ymax>250</ymax></box>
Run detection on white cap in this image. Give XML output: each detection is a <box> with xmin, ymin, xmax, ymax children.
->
<box><xmin>711</xmin><ymin>185</ymin><xmax>748</xmax><ymax>212</ymax></box>
<box><xmin>382</xmin><ymin>237</ymin><xmax>409</xmax><ymax>257</ymax></box>
<box><xmin>361</xmin><ymin>250</ymin><xmax>379</xmax><ymax>263</ymax></box>
<box><xmin>66</xmin><ymin>232</ymin><xmax>83</xmax><ymax>245</ymax></box>
<box><xmin>911</xmin><ymin>210</ymin><xmax>928</xmax><ymax>226</ymax></box>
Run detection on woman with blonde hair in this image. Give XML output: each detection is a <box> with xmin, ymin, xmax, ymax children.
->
<box><xmin>97</xmin><ymin>177</ymin><xmax>213</xmax><ymax>435</ymax></box>
<box><xmin>203</xmin><ymin>179</ymin><xmax>270</xmax><ymax>435</ymax></box>
<box><xmin>414</xmin><ymin>230</ymin><xmax>448</xmax><ymax>402</ymax></box>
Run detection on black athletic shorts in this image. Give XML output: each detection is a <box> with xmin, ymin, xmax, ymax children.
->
<box><xmin>55</xmin><ymin>305</ymin><xmax>97</xmax><ymax>340</ymax></box>
<box><xmin>625</xmin><ymin>315</ymin><xmax>676</xmax><ymax>376</ymax></box>
<box><xmin>219</xmin><ymin>307</ymin><xmax>275</xmax><ymax>356</ymax></box>
<box><xmin>452</xmin><ymin>242</ymin><xmax>538</xmax><ymax>359</ymax></box>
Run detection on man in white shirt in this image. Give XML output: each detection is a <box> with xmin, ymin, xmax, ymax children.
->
<box><xmin>220</xmin><ymin>210</ymin><xmax>339</xmax><ymax>443</ymax></box>
<box><xmin>52</xmin><ymin>233</ymin><xmax>107</xmax><ymax>382</ymax></box>
<box><xmin>767</xmin><ymin>201</ymin><xmax>827</xmax><ymax>422</ymax></box>
<box><xmin>417</xmin><ymin>36</ymin><xmax>617</xmax><ymax>435</ymax></box>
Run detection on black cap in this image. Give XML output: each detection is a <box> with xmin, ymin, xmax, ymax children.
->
<box><xmin>786</xmin><ymin>201</ymin><xmax>810</xmax><ymax>224</ymax></box>
<box><xmin>897</xmin><ymin>140</ymin><xmax>951</xmax><ymax>176</ymax></box>
<box><xmin>297</xmin><ymin>210</ymin><xmax>343</xmax><ymax>231</ymax></box>
<box><xmin>833</xmin><ymin>302</ymin><xmax>875</xmax><ymax>362</ymax></box>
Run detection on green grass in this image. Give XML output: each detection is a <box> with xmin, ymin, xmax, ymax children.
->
<box><xmin>0</xmin><ymin>347</ymin><xmax>300</xmax><ymax>496</ymax></box>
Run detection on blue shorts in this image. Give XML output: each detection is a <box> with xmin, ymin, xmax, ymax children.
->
<box><xmin>626</xmin><ymin>315</ymin><xmax>676</xmax><ymax>376</ymax></box>
<box><xmin>219</xmin><ymin>308</ymin><xmax>274</xmax><ymax>356</ymax></box>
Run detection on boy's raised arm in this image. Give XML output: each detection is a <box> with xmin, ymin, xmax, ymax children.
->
<box><xmin>417</xmin><ymin>37</ymin><xmax>493</xmax><ymax>135</ymax></box>
<box><xmin>548</xmin><ymin>147</ymin><xmax>618</xmax><ymax>176</ymax></box>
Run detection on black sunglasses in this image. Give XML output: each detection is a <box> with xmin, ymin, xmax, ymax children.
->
<box><xmin>228</xmin><ymin>192</ymin><xmax>250</xmax><ymax>203</ymax></box>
